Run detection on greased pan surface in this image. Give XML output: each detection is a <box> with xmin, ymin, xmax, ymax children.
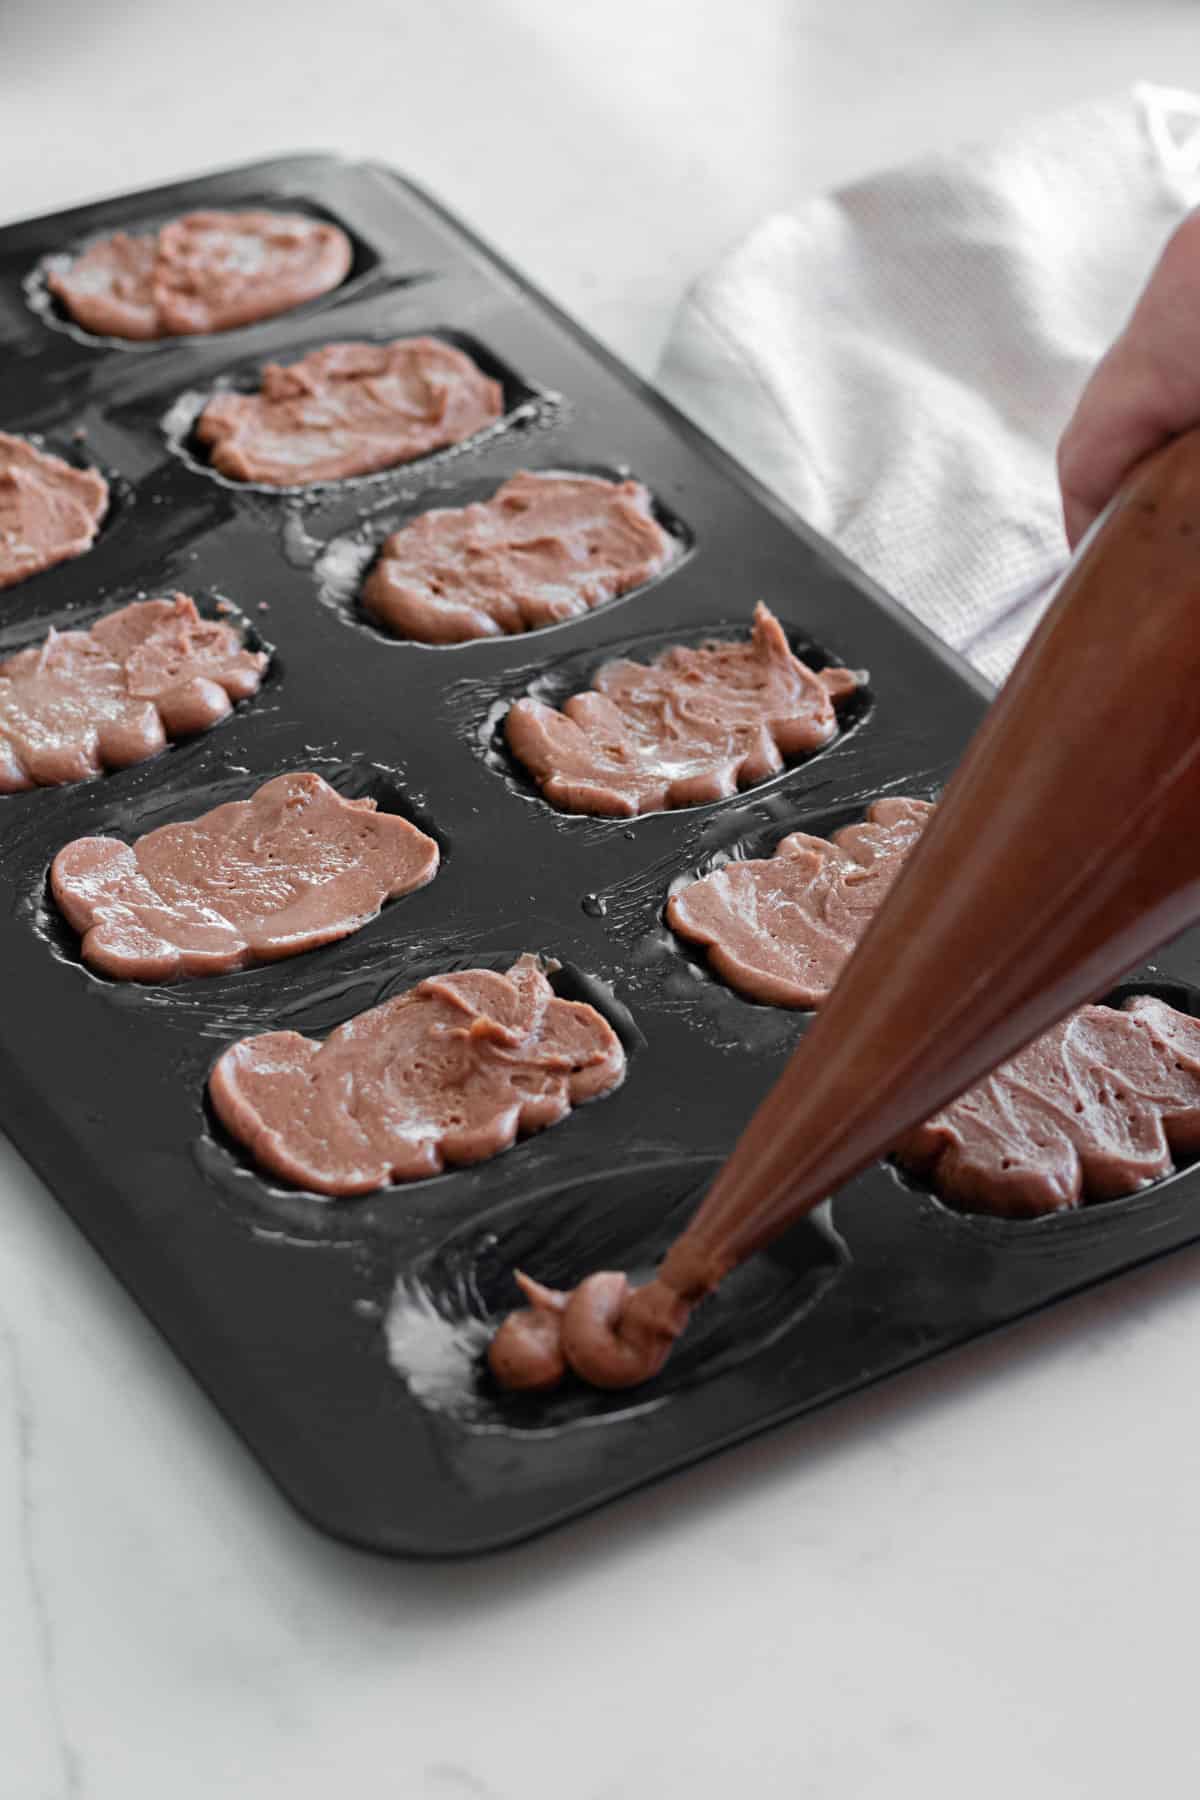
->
<box><xmin>2</xmin><ymin>156</ymin><xmax>1194</xmax><ymax>1556</ymax></box>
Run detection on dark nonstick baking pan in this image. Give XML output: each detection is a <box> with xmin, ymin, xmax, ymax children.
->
<box><xmin>3</xmin><ymin>154</ymin><xmax>1197</xmax><ymax>1556</ymax></box>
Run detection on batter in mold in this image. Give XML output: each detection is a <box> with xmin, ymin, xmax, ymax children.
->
<box><xmin>669</xmin><ymin>794</ymin><xmax>1200</xmax><ymax>1220</ymax></box>
<box><xmin>47</xmin><ymin>210</ymin><xmax>352</xmax><ymax>340</ymax></box>
<box><xmin>361</xmin><ymin>471</ymin><xmax>677</xmax><ymax>644</ymax></box>
<box><xmin>194</xmin><ymin>338</ymin><xmax>504</xmax><ymax>486</ymax></box>
<box><xmin>505</xmin><ymin>602</ymin><xmax>860</xmax><ymax>817</ymax></box>
<box><xmin>896</xmin><ymin>996</ymin><xmax>1200</xmax><ymax>1218</ymax></box>
<box><xmin>667</xmin><ymin>797</ymin><xmax>933</xmax><ymax>1006</ymax></box>
<box><xmin>0</xmin><ymin>433</ymin><xmax>108</xmax><ymax>591</ymax></box>
<box><xmin>0</xmin><ymin>595</ymin><xmax>267</xmax><ymax>791</ymax></box>
<box><xmin>209</xmin><ymin>954</ymin><xmax>626</xmax><ymax>1195</ymax></box>
<box><xmin>50</xmin><ymin>770</ymin><xmax>438</xmax><ymax>981</ymax></box>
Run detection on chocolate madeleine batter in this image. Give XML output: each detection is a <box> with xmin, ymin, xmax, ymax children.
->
<box><xmin>195</xmin><ymin>338</ymin><xmax>504</xmax><ymax>486</ymax></box>
<box><xmin>48</xmin><ymin>211</ymin><xmax>352</xmax><ymax>340</ymax></box>
<box><xmin>210</xmin><ymin>954</ymin><xmax>626</xmax><ymax>1195</ymax></box>
<box><xmin>0</xmin><ymin>433</ymin><xmax>108</xmax><ymax>591</ymax></box>
<box><xmin>506</xmin><ymin>603</ymin><xmax>859</xmax><ymax>816</ymax></box>
<box><xmin>51</xmin><ymin>771</ymin><xmax>438</xmax><ymax>981</ymax></box>
<box><xmin>667</xmin><ymin>797</ymin><xmax>932</xmax><ymax>1006</ymax></box>
<box><xmin>896</xmin><ymin>997</ymin><xmax>1200</xmax><ymax>1217</ymax></box>
<box><xmin>361</xmin><ymin>471</ymin><xmax>676</xmax><ymax>644</ymax></box>
<box><xmin>0</xmin><ymin>594</ymin><xmax>267</xmax><ymax>792</ymax></box>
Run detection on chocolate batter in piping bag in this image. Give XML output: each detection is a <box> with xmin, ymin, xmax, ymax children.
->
<box><xmin>665</xmin><ymin>798</ymin><xmax>1200</xmax><ymax>1216</ymax></box>
<box><xmin>490</xmin><ymin>426</ymin><xmax>1200</xmax><ymax>1391</ymax></box>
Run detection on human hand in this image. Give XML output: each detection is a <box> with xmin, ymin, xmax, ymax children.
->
<box><xmin>1058</xmin><ymin>209</ymin><xmax>1200</xmax><ymax>549</ymax></box>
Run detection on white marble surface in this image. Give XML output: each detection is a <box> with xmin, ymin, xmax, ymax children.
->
<box><xmin>4</xmin><ymin>2</ymin><xmax>1200</xmax><ymax>1794</ymax></box>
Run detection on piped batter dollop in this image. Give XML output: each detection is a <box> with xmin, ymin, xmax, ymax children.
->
<box><xmin>47</xmin><ymin>210</ymin><xmax>352</xmax><ymax>340</ymax></box>
<box><xmin>50</xmin><ymin>770</ymin><xmax>438</xmax><ymax>981</ymax></box>
<box><xmin>194</xmin><ymin>338</ymin><xmax>504</xmax><ymax>486</ymax></box>
<box><xmin>0</xmin><ymin>433</ymin><xmax>108</xmax><ymax>592</ymax></box>
<box><xmin>505</xmin><ymin>602</ymin><xmax>860</xmax><ymax>816</ymax></box>
<box><xmin>0</xmin><ymin>594</ymin><xmax>267</xmax><ymax>791</ymax></box>
<box><xmin>361</xmin><ymin>471</ymin><xmax>676</xmax><ymax>643</ymax></box>
<box><xmin>488</xmin><ymin>1269</ymin><xmax>690</xmax><ymax>1391</ymax></box>
<box><xmin>209</xmin><ymin>954</ymin><xmax>626</xmax><ymax>1195</ymax></box>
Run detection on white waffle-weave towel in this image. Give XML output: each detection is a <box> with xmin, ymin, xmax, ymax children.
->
<box><xmin>657</xmin><ymin>85</ymin><xmax>1200</xmax><ymax>684</ymax></box>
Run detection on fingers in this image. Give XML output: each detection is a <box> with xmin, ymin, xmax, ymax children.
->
<box><xmin>1058</xmin><ymin>209</ymin><xmax>1200</xmax><ymax>549</ymax></box>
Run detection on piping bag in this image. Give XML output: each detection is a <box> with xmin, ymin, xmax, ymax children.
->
<box><xmin>489</xmin><ymin>427</ymin><xmax>1200</xmax><ymax>1392</ymax></box>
